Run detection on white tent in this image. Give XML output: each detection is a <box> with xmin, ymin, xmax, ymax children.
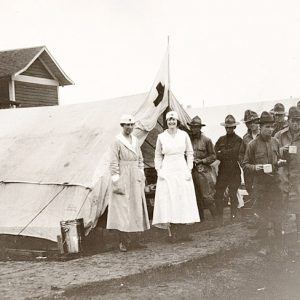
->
<box><xmin>0</xmin><ymin>92</ymin><xmax>190</xmax><ymax>241</ymax></box>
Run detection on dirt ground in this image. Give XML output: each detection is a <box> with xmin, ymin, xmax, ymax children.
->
<box><xmin>1</xmin><ymin>208</ymin><xmax>300</xmax><ymax>300</ymax></box>
<box><xmin>46</xmin><ymin>243</ymin><xmax>300</xmax><ymax>300</ymax></box>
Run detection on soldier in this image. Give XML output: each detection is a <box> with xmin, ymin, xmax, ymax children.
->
<box><xmin>243</xmin><ymin>111</ymin><xmax>286</xmax><ymax>256</ymax></box>
<box><xmin>241</xmin><ymin>110</ymin><xmax>252</xmax><ymax>136</ymax></box>
<box><xmin>189</xmin><ymin>116</ymin><xmax>217</xmax><ymax>220</ymax></box>
<box><xmin>297</xmin><ymin>101</ymin><xmax>300</xmax><ymax>110</ymax></box>
<box><xmin>272</xmin><ymin>103</ymin><xmax>288</xmax><ymax>136</ymax></box>
<box><xmin>215</xmin><ymin>115</ymin><xmax>242</xmax><ymax>225</ymax></box>
<box><xmin>239</xmin><ymin>110</ymin><xmax>260</xmax><ymax>202</ymax></box>
<box><xmin>275</xmin><ymin>106</ymin><xmax>300</xmax><ymax>244</ymax></box>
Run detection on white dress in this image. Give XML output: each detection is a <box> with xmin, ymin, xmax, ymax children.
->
<box><xmin>152</xmin><ymin>129</ymin><xmax>200</xmax><ymax>228</ymax></box>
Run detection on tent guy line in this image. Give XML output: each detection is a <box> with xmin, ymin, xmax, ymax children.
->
<box><xmin>17</xmin><ymin>186</ymin><xmax>66</xmax><ymax>236</ymax></box>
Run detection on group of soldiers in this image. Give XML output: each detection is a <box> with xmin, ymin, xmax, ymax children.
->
<box><xmin>189</xmin><ymin>100</ymin><xmax>300</xmax><ymax>256</ymax></box>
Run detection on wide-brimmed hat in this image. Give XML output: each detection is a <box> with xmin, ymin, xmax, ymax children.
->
<box><xmin>220</xmin><ymin>115</ymin><xmax>239</xmax><ymax>127</ymax></box>
<box><xmin>258</xmin><ymin>111</ymin><xmax>275</xmax><ymax>124</ymax></box>
<box><xmin>166</xmin><ymin>111</ymin><xmax>179</xmax><ymax>120</ymax></box>
<box><xmin>288</xmin><ymin>106</ymin><xmax>300</xmax><ymax>119</ymax></box>
<box><xmin>188</xmin><ymin>115</ymin><xmax>206</xmax><ymax>127</ymax></box>
<box><xmin>120</xmin><ymin>114</ymin><xmax>135</xmax><ymax>124</ymax></box>
<box><xmin>241</xmin><ymin>109</ymin><xmax>251</xmax><ymax>122</ymax></box>
<box><xmin>273</xmin><ymin>103</ymin><xmax>286</xmax><ymax>115</ymax></box>
<box><xmin>242</xmin><ymin>110</ymin><xmax>259</xmax><ymax>123</ymax></box>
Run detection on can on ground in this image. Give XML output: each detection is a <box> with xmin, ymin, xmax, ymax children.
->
<box><xmin>60</xmin><ymin>218</ymin><xmax>85</xmax><ymax>254</ymax></box>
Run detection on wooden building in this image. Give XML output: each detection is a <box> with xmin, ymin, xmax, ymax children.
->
<box><xmin>0</xmin><ymin>46</ymin><xmax>74</xmax><ymax>108</ymax></box>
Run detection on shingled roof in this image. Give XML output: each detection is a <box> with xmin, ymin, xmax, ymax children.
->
<box><xmin>0</xmin><ymin>46</ymin><xmax>74</xmax><ymax>86</ymax></box>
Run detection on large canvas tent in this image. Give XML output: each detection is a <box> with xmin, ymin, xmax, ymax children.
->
<box><xmin>0</xmin><ymin>92</ymin><xmax>191</xmax><ymax>242</ymax></box>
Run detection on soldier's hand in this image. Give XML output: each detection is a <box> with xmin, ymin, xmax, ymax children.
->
<box><xmin>281</xmin><ymin>145</ymin><xmax>290</xmax><ymax>153</ymax></box>
<box><xmin>277</xmin><ymin>159</ymin><xmax>287</xmax><ymax>167</ymax></box>
<box><xmin>255</xmin><ymin>164</ymin><xmax>263</xmax><ymax>171</ymax></box>
<box><xmin>194</xmin><ymin>158</ymin><xmax>202</xmax><ymax>165</ymax></box>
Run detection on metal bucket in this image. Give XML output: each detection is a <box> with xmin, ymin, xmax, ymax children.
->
<box><xmin>60</xmin><ymin>218</ymin><xmax>84</xmax><ymax>254</ymax></box>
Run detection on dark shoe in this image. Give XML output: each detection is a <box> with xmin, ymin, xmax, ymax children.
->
<box><xmin>119</xmin><ymin>242</ymin><xmax>127</xmax><ymax>252</ymax></box>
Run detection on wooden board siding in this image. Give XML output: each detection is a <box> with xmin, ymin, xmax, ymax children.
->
<box><xmin>0</xmin><ymin>79</ymin><xmax>9</xmax><ymax>100</ymax></box>
<box><xmin>15</xmin><ymin>81</ymin><xmax>58</xmax><ymax>107</ymax></box>
<box><xmin>21</xmin><ymin>58</ymin><xmax>54</xmax><ymax>79</ymax></box>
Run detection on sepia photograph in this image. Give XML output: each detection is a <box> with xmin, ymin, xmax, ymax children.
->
<box><xmin>0</xmin><ymin>0</ymin><xmax>300</xmax><ymax>299</ymax></box>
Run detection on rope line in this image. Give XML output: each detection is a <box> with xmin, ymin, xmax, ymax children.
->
<box><xmin>17</xmin><ymin>185</ymin><xmax>67</xmax><ymax>236</ymax></box>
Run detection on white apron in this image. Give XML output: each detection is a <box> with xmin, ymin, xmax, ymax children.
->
<box><xmin>152</xmin><ymin>130</ymin><xmax>200</xmax><ymax>228</ymax></box>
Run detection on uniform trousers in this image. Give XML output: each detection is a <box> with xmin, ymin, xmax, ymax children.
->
<box><xmin>215</xmin><ymin>171</ymin><xmax>240</xmax><ymax>217</ymax></box>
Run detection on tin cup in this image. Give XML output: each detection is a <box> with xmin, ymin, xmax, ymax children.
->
<box><xmin>289</xmin><ymin>145</ymin><xmax>297</xmax><ymax>154</ymax></box>
<box><xmin>263</xmin><ymin>164</ymin><xmax>272</xmax><ymax>173</ymax></box>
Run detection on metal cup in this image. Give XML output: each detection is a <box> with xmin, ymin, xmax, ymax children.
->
<box><xmin>263</xmin><ymin>164</ymin><xmax>272</xmax><ymax>173</ymax></box>
<box><xmin>289</xmin><ymin>145</ymin><xmax>297</xmax><ymax>154</ymax></box>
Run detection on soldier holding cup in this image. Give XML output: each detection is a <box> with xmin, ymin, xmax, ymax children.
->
<box><xmin>275</xmin><ymin>106</ymin><xmax>300</xmax><ymax>244</ymax></box>
<box><xmin>243</xmin><ymin>111</ymin><xmax>287</xmax><ymax>256</ymax></box>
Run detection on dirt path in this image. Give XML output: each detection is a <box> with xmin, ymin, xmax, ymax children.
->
<box><xmin>1</xmin><ymin>210</ymin><xmax>299</xmax><ymax>299</ymax></box>
<box><xmin>53</xmin><ymin>244</ymin><xmax>300</xmax><ymax>300</ymax></box>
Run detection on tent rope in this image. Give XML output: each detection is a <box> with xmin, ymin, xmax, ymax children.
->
<box><xmin>76</xmin><ymin>188</ymin><xmax>91</xmax><ymax>218</ymax></box>
<box><xmin>143</xmin><ymin>161</ymin><xmax>152</xmax><ymax>168</ymax></box>
<box><xmin>143</xmin><ymin>139</ymin><xmax>156</xmax><ymax>150</ymax></box>
<box><xmin>17</xmin><ymin>185</ymin><xmax>67</xmax><ymax>236</ymax></box>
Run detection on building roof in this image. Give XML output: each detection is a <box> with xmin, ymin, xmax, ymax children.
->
<box><xmin>0</xmin><ymin>46</ymin><xmax>74</xmax><ymax>86</ymax></box>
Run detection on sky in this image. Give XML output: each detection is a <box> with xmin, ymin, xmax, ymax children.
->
<box><xmin>1</xmin><ymin>0</ymin><xmax>300</xmax><ymax>108</ymax></box>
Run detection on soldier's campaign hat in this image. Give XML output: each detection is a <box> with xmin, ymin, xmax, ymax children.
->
<box><xmin>120</xmin><ymin>114</ymin><xmax>135</xmax><ymax>124</ymax></box>
<box><xmin>288</xmin><ymin>106</ymin><xmax>300</xmax><ymax>119</ymax></box>
<box><xmin>220</xmin><ymin>115</ymin><xmax>239</xmax><ymax>127</ymax></box>
<box><xmin>241</xmin><ymin>109</ymin><xmax>251</xmax><ymax>122</ymax></box>
<box><xmin>273</xmin><ymin>103</ymin><xmax>286</xmax><ymax>115</ymax></box>
<box><xmin>188</xmin><ymin>115</ymin><xmax>206</xmax><ymax>127</ymax></box>
<box><xmin>166</xmin><ymin>111</ymin><xmax>179</xmax><ymax>120</ymax></box>
<box><xmin>258</xmin><ymin>111</ymin><xmax>275</xmax><ymax>124</ymax></box>
<box><xmin>242</xmin><ymin>110</ymin><xmax>259</xmax><ymax>123</ymax></box>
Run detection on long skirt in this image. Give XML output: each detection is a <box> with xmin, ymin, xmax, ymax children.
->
<box><xmin>107</xmin><ymin>161</ymin><xmax>150</xmax><ymax>232</ymax></box>
<box><xmin>152</xmin><ymin>154</ymin><xmax>200</xmax><ymax>228</ymax></box>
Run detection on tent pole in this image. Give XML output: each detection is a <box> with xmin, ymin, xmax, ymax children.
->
<box><xmin>163</xmin><ymin>36</ymin><xmax>170</xmax><ymax>130</ymax></box>
<box><xmin>167</xmin><ymin>35</ymin><xmax>170</xmax><ymax>108</ymax></box>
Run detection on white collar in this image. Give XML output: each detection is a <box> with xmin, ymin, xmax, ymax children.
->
<box><xmin>116</xmin><ymin>133</ymin><xmax>137</xmax><ymax>155</ymax></box>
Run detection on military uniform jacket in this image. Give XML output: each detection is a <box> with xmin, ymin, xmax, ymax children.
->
<box><xmin>275</xmin><ymin>127</ymin><xmax>300</xmax><ymax>177</ymax></box>
<box><xmin>215</xmin><ymin>133</ymin><xmax>242</xmax><ymax>175</ymax></box>
<box><xmin>190</xmin><ymin>133</ymin><xmax>216</xmax><ymax>165</ymax></box>
<box><xmin>242</xmin><ymin>135</ymin><xmax>281</xmax><ymax>177</ymax></box>
<box><xmin>275</xmin><ymin>127</ymin><xmax>300</xmax><ymax>212</ymax></box>
<box><xmin>239</xmin><ymin>132</ymin><xmax>258</xmax><ymax>163</ymax></box>
<box><xmin>272</xmin><ymin>120</ymin><xmax>289</xmax><ymax>137</ymax></box>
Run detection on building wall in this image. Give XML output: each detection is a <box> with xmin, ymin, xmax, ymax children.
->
<box><xmin>0</xmin><ymin>79</ymin><xmax>9</xmax><ymax>100</ymax></box>
<box><xmin>22</xmin><ymin>58</ymin><xmax>54</xmax><ymax>79</ymax></box>
<box><xmin>15</xmin><ymin>82</ymin><xmax>58</xmax><ymax>107</ymax></box>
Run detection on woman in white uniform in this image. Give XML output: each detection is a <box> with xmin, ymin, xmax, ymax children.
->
<box><xmin>153</xmin><ymin>111</ymin><xmax>200</xmax><ymax>240</ymax></box>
